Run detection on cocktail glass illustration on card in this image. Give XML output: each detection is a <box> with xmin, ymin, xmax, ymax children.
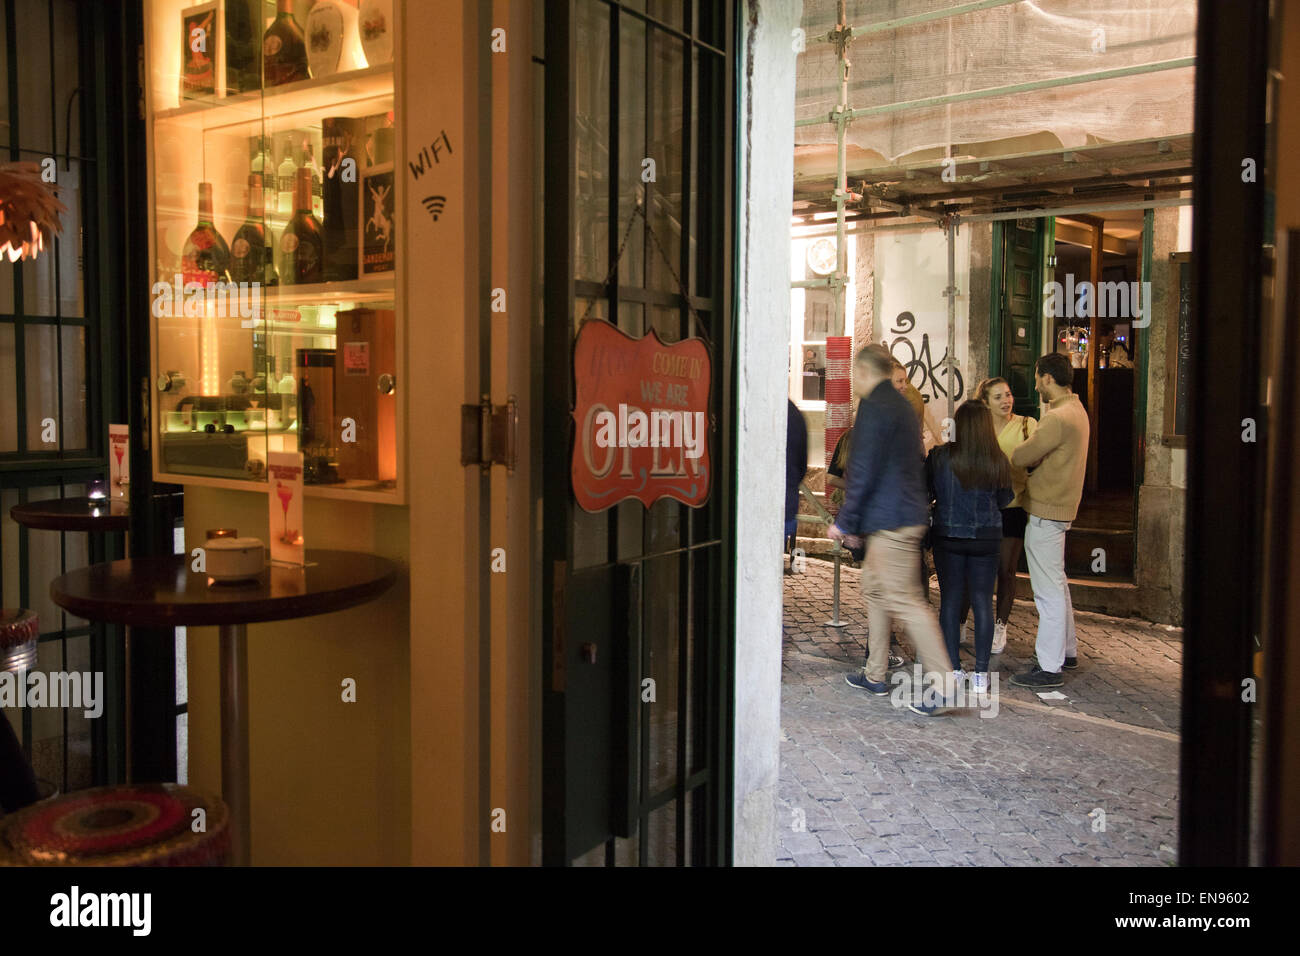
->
<box><xmin>108</xmin><ymin>425</ymin><xmax>129</xmax><ymax>498</ymax></box>
<box><xmin>267</xmin><ymin>451</ymin><xmax>305</xmax><ymax>566</ymax></box>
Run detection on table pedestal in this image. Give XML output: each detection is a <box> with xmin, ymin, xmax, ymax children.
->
<box><xmin>220</xmin><ymin>623</ymin><xmax>250</xmax><ymax>866</ymax></box>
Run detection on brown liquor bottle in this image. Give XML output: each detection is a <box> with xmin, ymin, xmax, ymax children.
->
<box><xmin>263</xmin><ymin>0</ymin><xmax>310</xmax><ymax>87</ymax></box>
<box><xmin>280</xmin><ymin>168</ymin><xmax>324</xmax><ymax>284</ymax></box>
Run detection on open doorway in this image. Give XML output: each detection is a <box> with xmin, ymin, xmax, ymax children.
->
<box><xmin>1049</xmin><ymin>213</ymin><xmax>1147</xmax><ymax>582</ymax></box>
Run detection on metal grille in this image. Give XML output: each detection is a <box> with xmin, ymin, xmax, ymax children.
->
<box><xmin>0</xmin><ymin>0</ymin><xmax>124</xmax><ymax>794</ymax></box>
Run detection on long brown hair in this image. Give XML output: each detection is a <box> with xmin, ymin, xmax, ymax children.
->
<box><xmin>948</xmin><ymin>401</ymin><xmax>1012</xmax><ymax>490</ymax></box>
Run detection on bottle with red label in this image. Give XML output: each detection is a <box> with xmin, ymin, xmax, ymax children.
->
<box><xmin>180</xmin><ymin>182</ymin><xmax>231</xmax><ymax>286</ymax></box>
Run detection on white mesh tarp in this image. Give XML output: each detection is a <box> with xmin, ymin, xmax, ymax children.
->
<box><xmin>796</xmin><ymin>0</ymin><xmax>1197</xmax><ymax>164</ymax></box>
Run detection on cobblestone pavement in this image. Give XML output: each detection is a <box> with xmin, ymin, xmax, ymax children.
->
<box><xmin>778</xmin><ymin>556</ymin><xmax>1182</xmax><ymax>866</ymax></box>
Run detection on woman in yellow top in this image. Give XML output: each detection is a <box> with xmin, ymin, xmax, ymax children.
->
<box><xmin>975</xmin><ymin>376</ymin><xmax>1038</xmax><ymax>654</ymax></box>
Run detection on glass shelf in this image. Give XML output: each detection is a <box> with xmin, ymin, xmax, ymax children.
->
<box><xmin>154</xmin><ymin>62</ymin><xmax>395</xmax><ymax>131</ymax></box>
<box><xmin>146</xmin><ymin>0</ymin><xmax>402</xmax><ymax>501</ymax></box>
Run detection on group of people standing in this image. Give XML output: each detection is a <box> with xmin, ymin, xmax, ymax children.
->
<box><xmin>817</xmin><ymin>344</ymin><xmax>1089</xmax><ymax>714</ymax></box>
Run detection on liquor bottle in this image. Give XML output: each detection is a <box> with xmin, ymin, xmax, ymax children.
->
<box><xmin>279</xmin><ymin>168</ymin><xmax>324</xmax><ymax>284</ymax></box>
<box><xmin>250</xmin><ymin>136</ymin><xmax>275</xmax><ymax>219</ymax></box>
<box><xmin>230</xmin><ymin>175</ymin><xmax>271</xmax><ymax>284</ymax></box>
<box><xmin>225</xmin><ymin>0</ymin><xmax>262</xmax><ymax>94</ymax></box>
<box><xmin>262</xmin><ymin>0</ymin><xmax>310</xmax><ymax>88</ymax></box>
<box><xmin>301</xmin><ymin>140</ymin><xmax>324</xmax><ymax>220</ymax></box>
<box><xmin>276</xmin><ymin>137</ymin><xmax>297</xmax><ymax>218</ymax></box>
<box><xmin>181</xmin><ymin>182</ymin><xmax>231</xmax><ymax>286</ymax></box>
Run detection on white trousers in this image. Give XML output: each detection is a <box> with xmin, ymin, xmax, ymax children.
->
<box><xmin>1024</xmin><ymin>515</ymin><xmax>1077</xmax><ymax>673</ymax></box>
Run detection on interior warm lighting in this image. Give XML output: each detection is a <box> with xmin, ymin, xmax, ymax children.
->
<box><xmin>200</xmin><ymin>309</ymin><xmax>220</xmax><ymax>396</ymax></box>
<box><xmin>0</xmin><ymin>161</ymin><xmax>66</xmax><ymax>261</ymax></box>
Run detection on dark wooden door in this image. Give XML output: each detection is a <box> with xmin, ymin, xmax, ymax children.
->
<box><xmin>994</xmin><ymin>218</ymin><xmax>1045</xmax><ymax>418</ymax></box>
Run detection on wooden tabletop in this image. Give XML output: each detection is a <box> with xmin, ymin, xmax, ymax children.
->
<box><xmin>9</xmin><ymin>497</ymin><xmax>129</xmax><ymax>533</ymax></box>
<box><xmin>50</xmin><ymin>549</ymin><xmax>398</xmax><ymax>628</ymax></box>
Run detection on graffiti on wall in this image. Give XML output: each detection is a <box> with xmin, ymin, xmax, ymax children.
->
<box><xmin>882</xmin><ymin>311</ymin><xmax>963</xmax><ymax>406</ymax></box>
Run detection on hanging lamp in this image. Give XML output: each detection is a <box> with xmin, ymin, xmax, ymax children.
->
<box><xmin>0</xmin><ymin>161</ymin><xmax>66</xmax><ymax>261</ymax></box>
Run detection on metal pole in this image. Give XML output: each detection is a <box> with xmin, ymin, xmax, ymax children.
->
<box><xmin>795</xmin><ymin>58</ymin><xmax>1196</xmax><ymax>127</ymax></box>
<box><xmin>946</xmin><ymin>215</ymin><xmax>958</xmax><ymax>419</ymax></box>
<box><xmin>831</xmin><ymin>0</ymin><xmax>850</xmax><ymax>338</ymax></box>
<box><xmin>220</xmin><ymin>623</ymin><xmax>250</xmax><ymax>866</ymax></box>
<box><xmin>793</xmin><ymin>198</ymin><xmax>1193</xmax><ymax>239</ymax></box>
<box><xmin>825</xmin><ymin>542</ymin><xmax>848</xmax><ymax>628</ymax></box>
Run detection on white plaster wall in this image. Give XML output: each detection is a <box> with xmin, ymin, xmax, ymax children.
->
<box><xmin>874</xmin><ymin>227</ymin><xmax>972</xmax><ymax>409</ymax></box>
<box><xmin>733</xmin><ymin>0</ymin><xmax>801</xmax><ymax>866</ymax></box>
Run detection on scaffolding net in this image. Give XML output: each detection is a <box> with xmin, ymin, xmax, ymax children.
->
<box><xmin>796</xmin><ymin>0</ymin><xmax>1197</xmax><ymax>165</ymax></box>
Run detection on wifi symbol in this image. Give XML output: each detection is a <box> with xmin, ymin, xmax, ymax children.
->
<box><xmin>422</xmin><ymin>195</ymin><xmax>447</xmax><ymax>221</ymax></box>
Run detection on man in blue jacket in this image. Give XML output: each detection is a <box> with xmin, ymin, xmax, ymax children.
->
<box><xmin>828</xmin><ymin>345</ymin><xmax>952</xmax><ymax>714</ymax></box>
<box><xmin>785</xmin><ymin>399</ymin><xmax>807</xmax><ymax>570</ymax></box>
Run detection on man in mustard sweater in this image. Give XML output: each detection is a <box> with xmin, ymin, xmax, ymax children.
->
<box><xmin>1008</xmin><ymin>352</ymin><xmax>1090</xmax><ymax>687</ymax></box>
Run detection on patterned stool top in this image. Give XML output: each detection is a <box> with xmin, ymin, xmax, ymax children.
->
<box><xmin>0</xmin><ymin>784</ymin><xmax>229</xmax><ymax>867</ymax></box>
<box><xmin>0</xmin><ymin>609</ymin><xmax>37</xmax><ymax>650</ymax></box>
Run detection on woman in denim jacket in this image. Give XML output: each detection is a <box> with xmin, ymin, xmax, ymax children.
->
<box><xmin>926</xmin><ymin>401</ymin><xmax>1013</xmax><ymax>695</ymax></box>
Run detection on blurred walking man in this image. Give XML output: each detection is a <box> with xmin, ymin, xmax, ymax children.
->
<box><xmin>1009</xmin><ymin>352</ymin><xmax>1090</xmax><ymax>687</ymax></box>
<box><xmin>828</xmin><ymin>345</ymin><xmax>953</xmax><ymax>715</ymax></box>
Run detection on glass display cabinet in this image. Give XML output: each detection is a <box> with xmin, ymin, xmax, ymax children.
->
<box><xmin>145</xmin><ymin>0</ymin><xmax>402</xmax><ymax>502</ymax></box>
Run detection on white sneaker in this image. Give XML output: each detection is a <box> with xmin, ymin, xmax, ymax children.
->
<box><xmin>991</xmin><ymin>620</ymin><xmax>1007</xmax><ymax>655</ymax></box>
<box><xmin>972</xmin><ymin>672</ymin><xmax>990</xmax><ymax>696</ymax></box>
<box><xmin>950</xmin><ymin>669</ymin><xmax>965</xmax><ymax>695</ymax></box>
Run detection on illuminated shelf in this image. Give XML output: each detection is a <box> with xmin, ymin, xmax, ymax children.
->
<box><xmin>153</xmin><ymin>276</ymin><xmax>394</xmax><ymax>316</ymax></box>
<box><xmin>154</xmin><ymin>63</ymin><xmax>395</xmax><ymax>131</ymax></box>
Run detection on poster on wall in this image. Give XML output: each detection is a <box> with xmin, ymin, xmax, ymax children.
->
<box><xmin>571</xmin><ymin>320</ymin><xmax>712</xmax><ymax>512</ymax></box>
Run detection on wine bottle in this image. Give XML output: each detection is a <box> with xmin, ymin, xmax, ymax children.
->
<box><xmin>280</xmin><ymin>167</ymin><xmax>324</xmax><ymax>285</ymax></box>
<box><xmin>276</xmin><ymin>137</ymin><xmax>297</xmax><ymax>218</ymax></box>
<box><xmin>230</xmin><ymin>175</ymin><xmax>271</xmax><ymax>285</ymax></box>
<box><xmin>181</xmin><ymin>182</ymin><xmax>231</xmax><ymax>287</ymax></box>
<box><xmin>262</xmin><ymin>0</ymin><xmax>310</xmax><ymax>88</ymax></box>
<box><xmin>301</xmin><ymin>139</ymin><xmax>324</xmax><ymax>220</ymax></box>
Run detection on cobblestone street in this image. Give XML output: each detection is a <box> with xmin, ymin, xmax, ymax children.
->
<box><xmin>778</xmin><ymin>556</ymin><xmax>1182</xmax><ymax>866</ymax></box>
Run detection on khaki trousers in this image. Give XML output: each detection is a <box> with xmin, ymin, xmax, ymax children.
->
<box><xmin>861</xmin><ymin>525</ymin><xmax>951</xmax><ymax>685</ymax></box>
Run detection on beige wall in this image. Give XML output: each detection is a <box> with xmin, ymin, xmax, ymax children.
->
<box><xmin>184</xmin><ymin>487</ymin><xmax>411</xmax><ymax>865</ymax></box>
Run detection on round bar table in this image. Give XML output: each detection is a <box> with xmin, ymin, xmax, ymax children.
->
<box><xmin>9</xmin><ymin>497</ymin><xmax>129</xmax><ymax>534</ymax></box>
<box><xmin>48</xmin><ymin>549</ymin><xmax>397</xmax><ymax>866</ymax></box>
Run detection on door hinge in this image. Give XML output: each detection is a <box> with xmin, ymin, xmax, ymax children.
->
<box><xmin>461</xmin><ymin>394</ymin><xmax>517</xmax><ymax>473</ymax></box>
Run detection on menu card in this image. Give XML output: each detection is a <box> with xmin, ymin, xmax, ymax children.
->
<box><xmin>267</xmin><ymin>451</ymin><xmax>305</xmax><ymax>566</ymax></box>
<box><xmin>108</xmin><ymin>425</ymin><xmax>129</xmax><ymax>499</ymax></box>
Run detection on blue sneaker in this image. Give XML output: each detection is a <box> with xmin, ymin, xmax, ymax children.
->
<box><xmin>845</xmin><ymin>671</ymin><xmax>891</xmax><ymax>696</ymax></box>
<box><xmin>907</xmin><ymin>701</ymin><xmax>952</xmax><ymax>716</ymax></box>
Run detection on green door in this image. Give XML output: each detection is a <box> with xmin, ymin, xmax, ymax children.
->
<box><xmin>991</xmin><ymin>219</ymin><xmax>1045</xmax><ymax>417</ymax></box>
<box><xmin>541</xmin><ymin>0</ymin><xmax>736</xmax><ymax>866</ymax></box>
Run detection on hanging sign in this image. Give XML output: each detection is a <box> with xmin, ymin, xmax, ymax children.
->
<box><xmin>571</xmin><ymin>320</ymin><xmax>712</xmax><ymax>512</ymax></box>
